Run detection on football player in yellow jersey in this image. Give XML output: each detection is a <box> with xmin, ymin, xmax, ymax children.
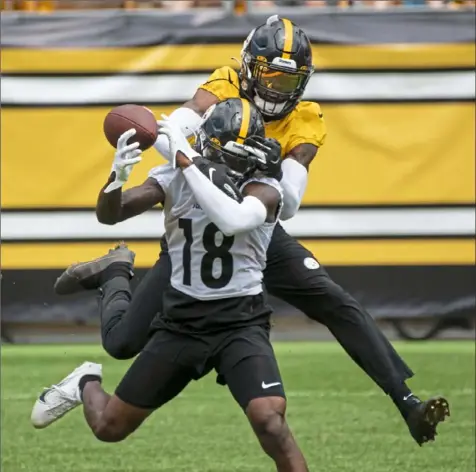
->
<box><xmin>53</xmin><ymin>15</ymin><xmax>449</xmax><ymax>448</ymax></box>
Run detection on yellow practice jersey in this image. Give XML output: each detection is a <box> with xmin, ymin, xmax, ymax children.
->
<box><xmin>199</xmin><ymin>66</ymin><xmax>327</xmax><ymax>156</ymax></box>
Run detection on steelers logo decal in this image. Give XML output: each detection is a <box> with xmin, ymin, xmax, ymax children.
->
<box><xmin>304</xmin><ymin>257</ymin><xmax>320</xmax><ymax>270</ymax></box>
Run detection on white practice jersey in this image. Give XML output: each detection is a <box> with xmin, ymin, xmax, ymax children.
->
<box><xmin>149</xmin><ymin>163</ymin><xmax>282</xmax><ymax>300</ymax></box>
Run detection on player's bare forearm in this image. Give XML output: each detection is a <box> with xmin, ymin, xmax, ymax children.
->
<box><xmin>96</xmin><ymin>177</ymin><xmax>165</xmax><ymax>225</ymax></box>
<box><xmin>175</xmin><ymin>151</ymin><xmax>194</xmax><ymax>169</ymax></box>
<box><xmin>183</xmin><ymin>88</ymin><xmax>219</xmax><ymax>116</ymax></box>
<box><xmin>96</xmin><ymin>175</ymin><xmax>122</xmax><ymax>224</ymax></box>
<box><xmin>286</xmin><ymin>143</ymin><xmax>318</xmax><ymax>170</ymax></box>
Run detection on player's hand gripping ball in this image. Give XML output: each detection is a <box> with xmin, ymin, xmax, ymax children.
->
<box><xmin>104</xmin><ymin>104</ymin><xmax>158</xmax><ymax>151</ymax></box>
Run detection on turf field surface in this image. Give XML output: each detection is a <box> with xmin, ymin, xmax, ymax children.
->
<box><xmin>2</xmin><ymin>342</ymin><xmax>474</xmax><ymax>472</ymax></box>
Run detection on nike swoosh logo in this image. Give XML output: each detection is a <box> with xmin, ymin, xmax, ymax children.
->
<box><xmin>39</xmin><ymin>388</ymin><xmax>51</xmax><ymax>403</ymax></box>
<box><xmin>261</xmin><ymin>381</ymin><xmax>281</xmax><ymax>389</ymax></box>
<box><xmin>208</xmin><ymin>167</ymin><xmax>216</xmax><ymax>183</ymax></box>
<box><xmin>403</xmin><ymin>394</ymin><xmax>414</xmax><ymax>401</ymax></box>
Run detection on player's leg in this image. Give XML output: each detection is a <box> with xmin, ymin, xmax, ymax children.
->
<box><xmin>81</xmin><ymin>349</ymin><xmax>192</xmax><ymax>442</ymax></box>
<box><xmin>54</xmin><ymin>241</ymin><xmax>172</xmax><ymax>360</ymax></box>
<box><xmin>263</xmin><ymin>224</ymin><xmax>450</xmax><ymax>445</ymax></box>
<box><xmin>98</xmin><ymin>251</ymin><xmax>171</xmax><ymax>360</ymax></box>
<box><xmin>78</xmin><ymin>372</ymin><xmax>153</xmax><ymax>443</ymax></box>
<box><xmin>232</xmin><ymin>359</ymin><xmax>307</xmax><ymax>471</ymax></box>
<box><xmin>31</xmin><ymin>331</ymin><xmax>194</xmax><ymax>442</ymax></box>
<box><xmin>216</xmin><ymin>326</ymin><xmax>308</xmax><ymax>471</ymax></box>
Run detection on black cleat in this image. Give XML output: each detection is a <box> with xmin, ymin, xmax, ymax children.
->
<box><xmin>54</xmin><ymin>242</ymin><xmax>135</xmax><ymax>295</ymax></box>
<box><xmin>406</xmin><ymin>396</ymin><xmax>450</xmax><ymax>446</ymax></box>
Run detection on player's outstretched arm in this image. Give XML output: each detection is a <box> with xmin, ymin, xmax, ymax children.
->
<box><xmin>96</xmin><ymin>128</ymin><xmax>165</xmax><ymax>225</ymax></box>
<box><xmin>96</xmin><ymin>177</ymin><xmax>165</xmax><ymax>225</ymax></box>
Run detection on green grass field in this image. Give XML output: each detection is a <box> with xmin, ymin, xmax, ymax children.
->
<box><xmin>2</xmin><ymin>342</ymin><xmax>474</xmax><ymax>472</ymax></box>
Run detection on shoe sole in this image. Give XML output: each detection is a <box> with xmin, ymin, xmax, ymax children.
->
<box><xmin>54</xmin><ymin>246</ymin><xmax>135</xmax><ymax>295</ymax></box>
<box><xmin>417</xmin><ymin>396</ymin><xmax>450</xmax><ymax>445</ymax></box>
<box><xmin>424</xmin><ymin>396</ymin><xmax>450</xmax><ymax>426</ymax></box>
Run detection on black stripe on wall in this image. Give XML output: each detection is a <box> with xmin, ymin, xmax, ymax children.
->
<box><xmin>2</xmin><ymin>265</ymin><xmax>474</xmax><ymax>323</ymax></box>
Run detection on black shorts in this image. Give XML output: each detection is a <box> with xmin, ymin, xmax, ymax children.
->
<box><xmin>115</xmin><ymin>323</ymin><xmax>285</xmax><ymax>411</ymax></box>
<box><xmin>116</xmin><ymin>288</ymin><xmax>283</xmax><ymax>410</ymax></box>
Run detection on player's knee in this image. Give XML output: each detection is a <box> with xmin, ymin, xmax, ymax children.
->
<box><xmin>102</xmin><ymin>339</ymin><xmax>138</xmax><ymax>361</ymax></box>
<box><xmin>320</xmin><ymin>279</ymin><xmax>366</xmax><ymax>318</ymax></box>
<box><xmin>246</xmin><ymin>397</ymin><xmax>288</xmax><ymax>442</ymax></box>
<box><xmin>92</xmin><ymin>411</ymin><xmax>133</xmax><ymax>442</ymax></box>
<box><xmin>304</xmin><ymin>277</ymin><xmax>358</xmax><ymax>319</ymax></box>
<box><xmin>92</xmin><ymin>417</ymin><xmax>131</xmax><ymax>443</ymax></box>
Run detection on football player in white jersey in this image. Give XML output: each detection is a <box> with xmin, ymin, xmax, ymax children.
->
<box><xmin>46</xmin><ymin>16</ymin><xmax>449</xmax><ymax>447</ymax></box>
<box><xmin>31</xmin><ymin>98</ymin><xmax>310</xmax><ymax>472</ymax></box>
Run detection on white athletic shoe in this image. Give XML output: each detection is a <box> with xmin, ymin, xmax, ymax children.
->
<box><xmin>31</xmin><ymin>361</ymin><xmax>102</xmax><ymax>429</ymax></box>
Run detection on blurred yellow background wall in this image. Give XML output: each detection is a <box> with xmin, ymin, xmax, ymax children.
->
<box><xmin>2</xmin><ymin>43</ymin><xmax>475</xmax><ymax>268</ymax></box>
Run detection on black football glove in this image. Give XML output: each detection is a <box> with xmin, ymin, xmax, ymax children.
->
<box><xmin>246</xmin><ymin>136</ymin><xmax>283</xmax><ymax>181</ymax></box>
<box><xmin>193</xmin><ymin>156</ymin><xmax>243</xmax><ymax>202</ymax></box>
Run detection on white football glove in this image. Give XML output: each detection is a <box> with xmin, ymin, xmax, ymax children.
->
<box><xmin>157</xmin><ymin>114</ymin><xmax>200</xmax><ymax>168</ymax></box>
<box><xmin>104</xmin><ymin>128</ymin><xmax>142</xmax><ymax>194</ymax></box>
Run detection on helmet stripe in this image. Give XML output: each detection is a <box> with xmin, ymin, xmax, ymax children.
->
<box><xmin>237</xmin><ymin>99</ymin><xmax>251</xmax><ymax>144</ymax></box>
<box><xmin>281</xmin><ymin>18</ymin><xmax>294</xmax><ymax>60</ymax></box>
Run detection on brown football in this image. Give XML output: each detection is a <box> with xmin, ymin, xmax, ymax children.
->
<box><xmin>103</xmin><ymin>104</ymin><xmax>158</xmax><ymax>151</ymax></box>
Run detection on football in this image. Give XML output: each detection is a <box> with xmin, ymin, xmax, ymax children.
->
<box><xmin>103</xmin><ymin>104</ymin><xmax>158</xmax><ymax>151</ymax></box>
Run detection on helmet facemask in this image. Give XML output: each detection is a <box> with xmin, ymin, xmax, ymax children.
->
<box><xmin>240</xmin><ymin>54</ymin><xmax>313</xmax><ymax>119</ymax></box>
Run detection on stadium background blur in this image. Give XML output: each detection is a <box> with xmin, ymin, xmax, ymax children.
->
<box><xmin>1</xmin><ymin>3</ymin><xmax>475</xmax><ymax>472</ymax></box>
<box><xmin>2</xmin><ymin>0</ymin><xmax>475</xmax><ymax>343</ymax></box>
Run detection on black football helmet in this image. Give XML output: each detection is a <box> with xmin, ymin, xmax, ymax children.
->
<box><xmin>195</xmin><ymin>98</ymin><xmax>265</xmax><ymax>180</ymax></box>
<box><xmin>239</xmin><ymin>15</ymin><xmax>314</xmax><ymax>120</ymax></box>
